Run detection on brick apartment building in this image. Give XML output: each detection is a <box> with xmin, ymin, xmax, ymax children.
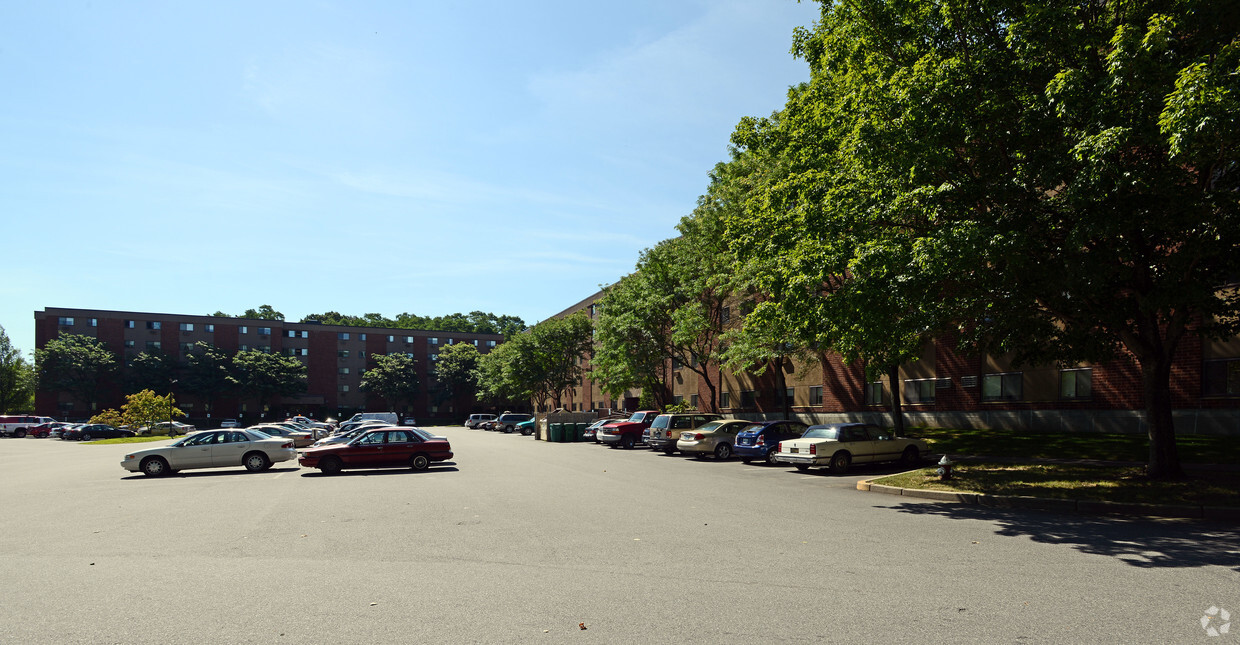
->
<box><xmin>548</xmin><ymin>291</ymin><xmax>1240</xmax><ymax>435</ymax></box>
<box><xmin>34</xmin><ymin>307</ymin><xmax>504</xmax><ymax>424</ymax></box>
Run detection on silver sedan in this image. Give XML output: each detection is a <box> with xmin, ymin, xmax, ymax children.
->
<box><xmin>121</xmin><ymin>429</ymin><xmax>298</xmax><ymax>477</ymax></box>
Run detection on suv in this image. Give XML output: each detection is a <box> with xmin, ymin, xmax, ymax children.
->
<box><xmin>598</xmin><ymin>410</ymin><xmax>661</xmax><ymax>449</ymax></box>
<box><xmin>644</xmin><ymin>413</ymin><xmax>723</xmax><ymax>454</ymax></box>
<box><xmin>465</xmin><ymin>414</ymin><xmax>496</xmax><ymax>429</ymax></box>
<box><xmin>494</xmin><ymin>413</ymin><xmax>534</xmax><ymax>433</ymax></box>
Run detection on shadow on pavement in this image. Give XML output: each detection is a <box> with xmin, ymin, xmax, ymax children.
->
<box><xmin>299</xmin><ymin>463</ymin><xmax>460</xmax><ymax>477</ymax></box>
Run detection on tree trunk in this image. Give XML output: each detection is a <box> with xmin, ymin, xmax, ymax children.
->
<box><xmin>887</xmin><ymin>364</ymin><xmax>905</xmax><ymax>436</ymax></box>
<box><xmin>1143</xmin><ymin>357</ymin><xmax>1184</xmax><ymax>480</ymax></box>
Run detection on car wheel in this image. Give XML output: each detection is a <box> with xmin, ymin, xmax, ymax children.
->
<box><xmin>829</xmin><ymin>451</ymin><xmax>851</xmax><ymax>474</ymax></box>
<box><xmin>741</xmin><ymin>458</ymin><xmax>752</xmax><ymax>465</ymax></box>
<box><xmin>141</xmin><ymin>456</ymin><xmax>169</xmax><ymax>477</ymax></box>
<box><xmin>243</xmin><ymin>452</ymin><xmax>270</xmax><ymax>472</ymax></box>
<box><xmin>319</xmin><ymin>457</ymin><xmax>343</xmax><ymax>475</ymax></box>
<box><xmin>504</xmin><ymin>425</ymin><xmax>514</xmax><ymax>433</ymax></box>
<box><xmin>713</xmin><ymin>443</ymin><xmax>732</xmax><ymax>460</ymax></box>
<box><xmin>795</xmin><ymin>464</ymin><xmax>810</xmax><ymax>472</ymax></box>
<box><xmin>900</xmin><ymin>446</ymin><xmax>920</xmax><ymax>467</ymax></box>
<box><xmin>14</xmin><ymin>429</ymin><xmax>26</xmax><ymax>438</ymax></box>
<box><xmin>764</xmin><ymin>449</ymin><xmax>781</xmax><ymax>466</ymax></box>
<box><xmin>521</xmin><ymin>426</ymin><xmax>531</xmax><ymax>436</ymax></box>
<box><xmin>410</xmin><ymin>454</ymin><xmax>430</xmax><ymax>471</ymax></box>
<box><xmin>621</xmin><ymin>435</ymin><xmax>635</xmax><ymax>449</ymax></box>
<box><xmin>81</xmin><ymin>433</ymin><xmax>92</xmax><ymax>441</ymax></box>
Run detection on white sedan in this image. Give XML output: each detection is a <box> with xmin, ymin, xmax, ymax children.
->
<box><xmin>772</xmin><ymin>423</ymin><xmax>929</xmax><ymax>474</ymax></box>
<box><xmin>121</xmin><ymin>429</ymin><xmax>297</xmax><ymax>477</ymax></box>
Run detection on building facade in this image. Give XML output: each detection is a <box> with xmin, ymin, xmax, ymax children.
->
<box><xmin>34</xmin><ymin>308</ymin><xmax>503</xmax><ymax>424</ymax></box>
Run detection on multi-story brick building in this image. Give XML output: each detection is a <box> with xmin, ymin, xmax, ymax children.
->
<box><xmin>34</xmin><ymin>307</ymin><xmax>504</xmax><ymax>424</ymax></box>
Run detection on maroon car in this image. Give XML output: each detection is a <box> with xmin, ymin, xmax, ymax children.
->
<box><xmin>597</xmin><ymin>410</ymin><xmax>661</xmax><ymax>449</ymax></box>
<box><xmin>298</xmin><ymin>427</ymin><xmax>453</xmax><ymax>475</ymax></box>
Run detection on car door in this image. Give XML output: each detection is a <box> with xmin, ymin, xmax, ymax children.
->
<box><xmin>346</xmin><ymin>430</ymin><xmax>389</xmax><ymax>468</ymax></box>
<box><xmin>839</xmin><ymin>426</ymin><xmax>874</xmax><ymax>463</ymax></box>
<box><xmin>168</xmin><ymin>432</ymin><xmax>218</xmax><ymax>469</ymax></box>
<box><xmin>378</xmin><ymin>430</ymin><xmax>419</xmax><ymax>466</ymax></box>
<box><xmin>865</xmin><ymin>425</ymin><xmax>901</xmax><ymax>462</ymax></box>
<box><xmin>210</xmin><ymin>431</ymin><xmax>253</xmax><ymax>467</ymax></box>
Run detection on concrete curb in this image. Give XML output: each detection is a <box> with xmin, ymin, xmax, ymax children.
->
<box><xmin>856</xmin><ymin>479</ymin><xmax>1238</xmax><ymax>523</ymax></box>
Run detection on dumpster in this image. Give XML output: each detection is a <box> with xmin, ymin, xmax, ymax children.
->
<box><xmin>575</xmin><ymin>422</ymin><xmax>589</xmax><ymax>442</ymax></box>
<box><xmin>549</xmin><ymin>423</ymin><xmax>564</xmax><ymax>443</ymax></box>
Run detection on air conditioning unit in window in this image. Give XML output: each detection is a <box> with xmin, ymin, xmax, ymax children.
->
<box><xmin>960</xmin><ymin>376</ymin><xmax>977</xmax><ymax>388</ymax></box>
<box><xmin>935</xmin><ymin>378</ymin><xmax>952</xmax><ymax>389</ymax></box>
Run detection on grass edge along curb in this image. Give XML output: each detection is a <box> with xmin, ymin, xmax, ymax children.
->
<box><xmin>856</xmin><ymin>477</ymin><xmax>1240</xmax><ymax>523</ymax></box>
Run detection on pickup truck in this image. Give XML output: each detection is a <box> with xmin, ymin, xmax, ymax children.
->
<box><xmin>597</xmin><ymin>410</ymin><xmax>661</xmax><ymax>449</ymax></box>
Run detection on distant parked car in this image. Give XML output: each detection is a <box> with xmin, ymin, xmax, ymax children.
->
<box><xmin>247</xmin><ymin>424</ymin><xmax>313</xmax><ymax>448</ymax></box>
<box><xmin>514</xmin><ymin>418</ymin><xmax>537</xmax><ymax>436</ymax></box>
<box><xmin>598</xmin><ymin>410</ymin><xmax>661</xmax><ymax>449</ymax></box>
<box><xmin>121</xmin><ymin>429</ymin><xmax>297</xmax><ymax>477</ymax></box>
<box><xmin>0</xmin><ymin>415</ymin><xmax>56</xmax><ymax>438</ymax></box>
<box><xmin>643</xmin><ymin>413</ymin><xmax>723</xmax><ymax>454</ymax></box>
<box><xmin>582</xmin><ymin>417</ymin><xmax>624</xmax><ymax>443</ymax></box>
<box><xmin>494</xmin><ymin>413</ymin><xmax>534</xmax><ymax>433</ymax></box>
<box><xmin>465</xmin><ymin>414</ymin><xmax>496</xmax><ymax>429</ymax></box>
<box><xmin>137</xmin><ymin>421</ymin><xmax>195</xmax><ymax>436</ymax></box>
<box><xmin>28</xmin><ymin>422</ymin><xmax>71</xmax><ymax>438</ymax></box>
<box><xmin>734</xmin><ymin>420</ymin><xmax>810</xmax><ymax>465</ymax></box>
<box><xmin>772</xmin><ymin>423</ymin><xmax>929</xmax><ymax>474</ymax></box>
<box><xmin>62</xmin><ymin>424</ymin><xmax>135</xmax><ymax>441</ymax></box>
<box><xmin>219</xmin><ymin>419</ymin><xmax>239</xmax><ymax>428</ymax></box>
<box><xmin>675</xmin><ymin>419</ymin><xmax>752</xmax><ymax>459</ymax></box>
<box><xmin>299</xmin><ymin>427</ymin><xmax>453</xmax><ymax>474</ymax></box>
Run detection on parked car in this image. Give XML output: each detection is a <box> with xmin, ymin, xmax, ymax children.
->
<box><xmin>343</xmin><ymin>412</ymin><xmax>400</xmax><ymax>426</ymax></box>
<box><xmin>62</xmin><ymin>424</ymin><xmax>135</xmax><ymax>441</ymax></box>
<box><xmin>121</xmin><ymin>429</ymin><xmax>297</xmax><ymax>476</ymax></box>
<box><xmin>598</xmin><ymin>410</ymin><xmax>661</xmax><ymax>449</ymax></box>
<box><xmin>734</xmin><ymin>420</ymin><xmax>810</xmax><ymax>465</ymax></box>
<box><xmin>247</xmin><ymin>424</ymin><xmax>313</xmax><ymax>448</ymax></box>
<box><xmin>772</xmin><ymin>423</ymin><xmax>929</xmax><ymax>474</ymax></box>
<box><xmin>465</xmin><ymin>413</ymin><xmax>497</xmax><ymax>429</ymax></box>
<box><xmin>493</xmin><ymin>413</ymin><xmax>534</xmax><ymax>433</ymax></box>
<box><xmin>0</xmin><ymin>415</ymin><xmax>56</xmax><ymax>438</ymax></box>
<box><xmin>299</xmin><ymin>427</ymin><xmax>453</xmax><ymax>474</ymax></box>
<box><xmin>643</xmin><ymin>413</ymin><xmax>723</xmax><ymax>454</ymax></box>
<box><xmin>582</xmin><ymin>417</ymin><xmax>624</xmax><ymax>443</ymax></box>
<box><xmin>137</xmin><ymin>421</ymin><xmax>195</xmax><ymax>436</ymax></box>
<box><xmin>28</xmin><ymin>421</ymin><xmax>71</xmax><ymax>438</ymax></box>
<box><xmin>514</xmin><ymin>418</ymin><xmax>537</xmax><ymax>436</ymax></box>
<box><xmin>219</xmin><ymin>419</ymin><xmax>240</xmax><ymax>428</ymax></box>
<box><xmin>675</xmin><ymin>419</ymin><xmax>752</xmax><ymax>459</ymax></box>
<box><xmin>51</xmin><ymin>423</ymin><xmax>80</xmax><ymax>439</ymax></box>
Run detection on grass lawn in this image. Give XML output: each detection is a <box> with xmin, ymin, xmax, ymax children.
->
<box><xmin>903</xmin><ymin>426</ymin><xmax>1240</xmax><ymax>464</ymax></box>
<box><xmin>872</xmin><ymin>463</ymin><xmax>1240</xmax><ymax>507</ymax></box>
<box><xmin>85</xmin><ymin>436</ymin><xmax>175</xmax><ymax>445</ymax></box>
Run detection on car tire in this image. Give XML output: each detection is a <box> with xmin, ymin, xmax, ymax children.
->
<box><xmin>244</xmin><ymin>452</ymin><xmax>270</xmax><ymax>472</ymax></box>
<box><xmin>505</xmin><ymin>425</ymin><xmax>514</xmax><ymax>433</ymax></box>
<box><xmin>521</xmin><ymin>426</ymin><xmax>531</xmax><ymax>436</ymax></box>
<box><xmin>900</xmin><ymin>446</ymin><xmax>920</xmax><ymax>467</ymax></box>
<box><xmin>621</xmin><ymin>435</ymin><xmax>635</xmax><ymax>449</ymax></box>
<box><xmin>141</xmin><ymin>456</ymin><xmax>170</xmax><ymax>477</ymax></box>
<box><xmin>713</xmin><ymin>443</ymin><xmax>732</xmax><ymax>460</ymax></box>
<box><xmin>14</xmin><ymin>429</ymin><xmax>26</xmax><ymax>438</ymax></box>
<box><xmin>81</xmin><ymin>433</ymin><xmax>92</xmax><ymax>441</ymax></box>
<box><xmin>764</xmin><ymin>449</ymin><xmax>781</xmax><ymax>466</ymax></box>
<box><xmin>410</xmin><ymin>454</ymin><xmax>430</xmax><ymax>471</ymax></box>
<box><xmin>795</xmin><ymin>464</ymin><xmax>810</xmax><ymax>472</ymax></box>
<box><xmin>319</xmin><ymin>457</ymin><xmax>343</xmax><ymax>475</ymax></box>
<box><xmin>829</xmin><ymin>451</ymin><xmax>851</xmax><ymax>474</ymax></box>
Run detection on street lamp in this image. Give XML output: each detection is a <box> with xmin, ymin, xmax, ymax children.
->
<box><xmin>168</xmin><ymin>379</ymin><xmax>177</xmax><ymax>436</ymax></box>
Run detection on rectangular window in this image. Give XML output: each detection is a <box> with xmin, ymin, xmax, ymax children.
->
<box><xmin>146</xmin><ymin>321</ymin><xmax>161</xmax><ymax>330</ymax></box>
<box><xmin>337</xmin><ymin>332</ymin><xmax>350</xmax><ymax>340</ymax></box>
<box><xmin>406</xmin><ymin>352</ymin><xmax>414</xmax><ymax>359</ymax></box>
<box><xmin>447</xmin><ymin>338</ymin><xmax>454</xmax><ymax>345</ymax></box>
<box><xmin>903</xmin><ymin>379</ymin><xmax>937</xmax><ymax>404</ymax></box>
<box><xmin>741</xmin><ymin>390</ymin><xmax>756</xmax><ymax>408</ymax></box>
<box><xmin>301</xmin><ymin>331</ymin><xmax>308</xmax><ymax>338</ymax></box>
<box><xmin>981</xmin><ymin>372</ymin><xmax>1023</xmax><ymax>402</ymax></box>
<box><xmin>429</xmin><ymin>354</ymin><xmax>438</xmax><ymax>362</ymax></box>
<box><xmin>205</xmin><ymin>324</ymin><xmax>214</xmax><ymax>333</ymax></box>
<box><xmin>178</xmin><ymin>323</ymin><xmax>192</xmax><ymax>332</ymax></box>
<box><xmin>672</xmin><ymin>395</ymin><xmax>684</xmax><ymax>404</ymax></box>
<box><xmin>124</xmin><ymin>320</ymin><xmax>135</xmax><ymax>328</ymax></box>
<box><xmin>257</xmin><ymin>327</ymin><xmax>271</xmax><ymax>336</ymax></box>
<box><xmin>339</xmin><ymin>385</ymin><xmax>349</xmax><ymax>393</ymax></box>
<box><xmin>58</xmin><ymin>317</ymin><xmax>74</xmax><ymax>326</ymax></box>
<box><xmin>338</xmin><ymin>350</ymin><xmax>349</xmax><ymax>358</ymax></box>
<box><xmin>338</xmin><ymin>367</ymin><xmax>350</xmax><ymax>375</ymax></box>
<box><xmin>286</xmin><ymin>330</ymin><xmax>297</xmax><ymax>338</ymax></box>
<box><xmin>473</xmin><ymin>339</ymin><xmax>479</xmax><ymax>346</ymax></box>
<box><xmin>258</xmin><ymin>345</ymin><xmax>271</xmax><ymax>354</ymax></box>
<box><xmin>863</xmin><ymin>382</ymin><xmax>883</xmax><ymax>405</ymax></box>
<box><xmin>180</xmin><ymin>342</ymin><xmax>195</xmax><ymax>353</ymax></box>
<box><xmin>720</xmin><ymin>391</ymin><xmax>730</xmax><ymax>408</ymax></box>
<box><xmin>145</xmin><ymin>341</ymin><xmax>161</xmax><ymax>351</ymax></box>
<box><xmin>88</xmin><ymin>318</ymin><xmax>97</xmax><ymax>327</ymax></box>
<box><xmin>690</xmin><ymin>394</ymin><xmax>699</xmax><ymax>409</ymax></box>
<box><xmin>1203</xmin><ymin>359</ymin><xmax>1240</xmax><ymax>397</ymax></box>
<box><xmin>672</xmin><ymin>358</ymin><xmax>682</xmax><ymax>370</ymax></box>
<box><xmin>240</xmin><ymin>326</ymin><xmax>248</xmax><ymax>334</ymax></box>
<box><xmin>428</xmin><ymin>337</ymin><xmax>438</xmax><ymax>345</ymax></box>
<box><xmin>388</xmin><ymin>335</ymin><xmax>395</xmax><ymax>342</ymax></box>
<box><xmin>810</xmin><ymin>385</ymin><xmax>824</xmax><ymax>406</ymax></box>
<box><xmin>406</xmin><ymin>336</ymin><xmax>415</xmax><ymax>344</ymax></box>
<box><xmin>488</xmin><ymin>340</ymin><xmax>497</xmax><ymax>348</ymax></box>
<box><xmin>124</xmin><ymin>340</ymin><xmax>135</xmax><ymax>348</ymax></box>
<box><xmin>722</xmin><ymin>307</ymin><xmax>730</xmax><ymax>324</ymax></box>
<box><xmin>777</xmin><ymin>387</ymin><xmax>795</xmax><ymax>404</ymax></box>
<box><xmin>358</xmin><ymin>351</ymin><xmax>365</xmax><ymax>359</ymax></box>
<box><xmin>239</xmin><ymin>344</ymin><xmax>249</xmax><ymax>351</ymax></box>
<box><xmin>1060</xmin><ymin>368</ymin><xmax>1093</xmax><ymax>400</ymax></box>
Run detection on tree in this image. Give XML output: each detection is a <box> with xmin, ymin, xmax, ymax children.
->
<box><xmin>120</xmin><ymin>389</ymin><xmax>185</xmax><ymax>432</ymax></box>
<box><xmin>126</xmin><ymin>350</ymin><xmax>176</xmax><ymax>394</ymax></box>
<box><xmin>181</xmin><ymin>342</ymin><xmax>238</xmax><ymax>418</ymax></box>
<box><xmin>0</xmin><ymin>325</ymin><xmax>35</xmax><ymax>413</ymax></box>
<box><xmin>243</xmin><ymin>305</ymin><xmax>285</xmax><ymax>320</ymax></box>
<box><xmin>89</xmin><ymin>408</ymin><xmax>125</xmax><ymax>427</ymax></box>
<box><xmin>474</xmin><ymin>341</ymin><xmax>529</xmax><ymax>408</ymax></box>
<box><xmin>731</xmin><ymin>0</ymin><xmax>1240</xmax><ymax>478</ymax></box>
<box><xmin>592</xmin><ymin>277</ymin><xmax>672</xmax><ymax>409</ymax></box>
<box><xmin>359</xmin><ymin>353</ymin><xmax>420</xmax><ymax>415</ymax></box>
<box><xmin>435</xmin><ymin>342</ymin><xmax>481</xmax><ymax>402</ymax></box>
<box><xmin>35</xmin><ymin>334</ymin><xmax>117</xmax><ymax>412</ymax></box>
<box><xmin>232</xmin><ymin>349</ymin><xmax>306</xmax><ymax>419</ymax></box>
<box><xmin>527</xmin><ymin>313</ymin><xmax>594</xmax><ymax>410</ymax></box>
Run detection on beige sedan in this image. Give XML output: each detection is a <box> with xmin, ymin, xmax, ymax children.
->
<box><xmin>675</xmin><ymin>419</ymin><xmax>751</xmax><ymax>460</ymax></box>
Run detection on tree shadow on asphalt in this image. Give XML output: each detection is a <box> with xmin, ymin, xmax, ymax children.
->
<box><xmin>885</xmin><ymin>501</ymin><xmax>1240</xmax><ymax>571</ymax></box>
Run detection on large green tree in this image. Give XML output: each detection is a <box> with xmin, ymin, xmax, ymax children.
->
<box><xmin>473</xmin><ymin>341</ymin><xmax>529</xmax><ymax>408</ymax></box>
<box><xmin>434</xmin><ymin>342</ymin><xmax>481</xmax><ymax>403</ymax></box>
<box><xmin>232</xmin><ymin>349</ymin><xmax>306</xmax><ymax>419</ymax></box>
<box><xmin>527</xmin><ymin>313</ymin><xmax>595</xmax><ymax>410</ymax></box>
<box><xmin>126</xmin><ymin>350</ymin><xmax>176</xmax><ymax>394</ymax></box>
<box><xmin>728</xmin><ymin>0</ymin><xmax>1240</xmax><ymax>478</ymax></box>
<box><xmin>359</xmin><ymin>353</ymin><xmax>421</xmax><ymax>415</ymax></box>
<box><xmin>0</xmin><ymin>325</ymin><xmax>35</xmax><ymax>413</ymax></box>
<box><xmin>35</xmin><ymin>333</ymin><xmax>117</xmax><ymax>412</ymax></box>
<box><xmin>181</xmin><ymin>341</ymin><xmax>238</xmax><ymax>419</ymax></box>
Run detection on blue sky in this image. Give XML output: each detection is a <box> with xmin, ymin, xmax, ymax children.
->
<box><xmin>0</xmin><ymin>1</ymin><xmax>817</xmax><ymax>355</ymax></box>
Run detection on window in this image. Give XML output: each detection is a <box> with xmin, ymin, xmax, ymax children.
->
<box><xmin>338</xmin><ymin>367</ymin><xmax>350</xmax><ymax>375</ymax></box>
<box><xmin>180</xmin><ymin>342</ymin><xmax>195</xmax><ymax>353</ymax></box>
<box><xmin>741</xmin><ymin>390</ymin><xmax>756</xmax><ymax>408</ymax></box>
<box><xmin>240</xmin><ymin>326</ymin><xmax>248</xmax><ymax>334</ymax></box>
<box><xmin>672</xmin><ymin>358</ymin><xmax>682</xmax><ymax>370</ymax></box>
<box><xmin>447</xmin><ymin>338</ymin><xmax>454</xmax><ymax>345</ymax></box>
<box><xmin>146</xmin><ymin>341</ymin><xmax>161</xmax><ymax>351</ymax></box>
<box><xmin>124</xmin><ymin>320</ymin><xmax>135</xmax><ymax>329</ymax></box>
<box><xmin>339</xmin><ymin>385</ymin><xmax>350</xmax><ymax>393</ymax></box>
<box><xmin>473</xmin><ymin>339</ymin><xmax>479</xmax><ymax>346</ymax></box>
<box><xmin>124</xmin><ymin>340</ymin><xmax>135</xmax><ymax>348</ymax></box>
<box><xmin>258</xmin><ymin>345</ymin><xmax>271</xmax><ymax>354</ymax></box>
<box><xmin>672</xmin><ymin>395</ymin><xmax>684</xmax><ymax>405</ymax></box>
<box><xmin>58</xmin><ymin>317</ymin><xmax>74</xmax><ymax>326</ymax></box>
<box><xmin>720</xmin><ymin>391</ymin><xmax>730</xmax><ymax>408</ymax></box>
<box><xmin>88</xmin><ymin>318</ymin><xmax>97</xmax><ymax>327</ymax></box>
<box><xmin>301</xmin><ymin>331</ymin><xmax>309</xmax><ymax>338</ymax></box>
<box><xmin>358</xmin><ymin>351</ymin><xmax>366</xmax><ymax>359</ymax></box>
<box><xmin>146</xmin><ymin>321</ymin><xmax>161</xmax><ymax>330</ymax></box>
<box><xmin>205</xmin><ymin>324</ymin><xmax>214</xmax><ymax>333</ymax></box>
<box><xmin>863</xmin><ymin>382</ymin><xmax>883</xmax><ymax>405</ymax></box>
<box><xmin>428</xmin><ymin>337</ymin><xmax>438</xmax><ymax>345</ymax></box>
<box><xmin>429</xmin><ymin>354</ymin><xmax>438</xmax><ymax>362</ymax></box>
<box><xmin>690</xmin><ymin>394</ymin><xmax>699</xmax><ymax>409</ymax></box>
<box><xmin>286</xmin><ymin>330</ymin><xmax>297</xmax><ymax>338</ymax></box>
<box><xmin>406</xmin><ymin>336</ymin><xmax>415</xmax><ymax>344</ymax></box>
<box><xmin>337</xmin><ymin>332</ymin><xmax>350</xmax><ymax>340</ymax></box>
<box><xmin>405</xmin><ymin>352</ymin><xmax>414</xmax><ymax>359</ymax></box>
<box><xmin>360</xmin><ymin>333</ymin><xmax>367</xmax><ymax>341</ymax></box>
<box><xmin>179</xmin><ymin>323</ymin><xmax>194</xmax><ymax>332</ymax></box>
<box><xmin>1203</xmin><ymin>359</ymin><xmax>1240</xmax><ymax>397</ymax></box>
<box><xmin>1060</xmin><ymin>369</ymin><xmax>1092</xmax><ymax>400</ymax></box>
<box><xmin>239</xmin><ymin>344</ymin><xmax>249</xmax><ymax>351</ymax></box>
<box><xmin>982</xmin><ymin>372</ymin><xmax>1023</xmax><ymax>402</ymax></box>
<box><xmin>487</xmin><ymin>340</ymin><xmax>497</xmax><ymax>348</ymax></box>
<box><xmin>257</xmin><ymin>327</ymin><xmax>271</xmax><ymax>336</ymax></box>
<box><xmin>777</xmin><ymin>387</ymin><xmax>795</xmax><ymax>404</ymax></box>
<box><xmin>904</xmin><ymin>379</ymin><xmax>937</xmax><ymax>404</ymax></box>
<box><xmin>388</xmin><ymin>335</ymin><xmax>395</xmax><ymax>342</ymax></box>
<box><xmin>338</xmin><ymin>350</ymin><xmax>349</xmax><ymax>358</ymax></box>
<box><xmin>810</xmin><ymin>386</ymin><xmax>824</xmax><ymax>406</ymax></box>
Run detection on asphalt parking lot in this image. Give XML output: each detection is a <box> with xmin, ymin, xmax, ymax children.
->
<box><xmin>2</xmin><ymin>427</ymin><xmax>1237</xmax><ymax>644</ymax></box>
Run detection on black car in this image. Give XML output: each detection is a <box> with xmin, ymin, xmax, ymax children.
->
<box><xmin>62</xmin><ymin>424</ymin><xmax>135</xmax><ymax>441</ymax></box>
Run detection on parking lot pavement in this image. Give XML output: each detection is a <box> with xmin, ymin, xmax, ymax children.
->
<box><xmin>2</xmin><ymin>429</ymin><xmax>1236</xmax><ymax>644</ymax></box>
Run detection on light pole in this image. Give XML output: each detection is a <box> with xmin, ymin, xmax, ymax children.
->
<box><xmin>168</xmin><ymin>379</ymin><xmax>177</xmax><ymax>436</ymax></box>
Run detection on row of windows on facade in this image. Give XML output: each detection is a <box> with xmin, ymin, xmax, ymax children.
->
<box><xmin>124</xmin><ymin>342</ymin><xmax>441</xmax><ymax>365</ymax></box>
<box><xmin>57</xmin><ymin>318</ymin><xmax>498</xmax><ymax>349</ymax></box>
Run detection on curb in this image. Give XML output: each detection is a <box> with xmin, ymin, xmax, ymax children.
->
<box><xmin>856</xmin><ymin>479</ymin><xmax>1238</xmax><ymax>522</ymax></box>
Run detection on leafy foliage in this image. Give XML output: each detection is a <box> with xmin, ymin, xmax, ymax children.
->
<box><xmin>35</xmin><ymin>333</ymin><xmax>117</xmax><ymax>410</ymax></box>
<box><xmin>126</xmin><ymin>351</ymin><xmax>176</xmax><ymax>394</ymax></box>
<box><xmin>120</xmin><ymin>389</ymin><xmax>185</xmax><ymax>432</ymax></box>
<box><xmin>474</xmin><ymin>314</ymin><xmax>594</xmax><ymax>410</ymax></box>
<box><xmin>300</xmin><ymin>310</ymin><xmax>526</xmax><ymax>337</ymax></box>
<box><xmin>359</xmin><ymin>353</ymin><xmax>420</xmax><ymax>414</ymax></box>
<box><xmin>0</xmin><ymin>325</ymin><xmax>35</xmax><ymax>413</ymax></box>
<box><xmin>211</xmin><ymin>305</ymin><xmax>284</xmax><ymax>320</ymax></box>
<box><xmin>232</xmin><ymin>349</ymin><xmax>306</xmax><ymax>418</ymax></box>
<box><xmin>434</xmin><ymin>342</ymin><xmax>481</xmax><ymax>401</ymax></box>
<box><xmin>181</xmin><ymin>341</ymin><xmax>238</xmax><ymax>416</ymax></box>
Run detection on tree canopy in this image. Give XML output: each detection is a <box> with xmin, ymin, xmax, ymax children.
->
<box><xmin>359</xmin><ymin>353</ymin><xmax>420</xmax><ymax>415</ymax></box>
<box><xmin>35</xmin><ymin>334</ymin><xmax>117</xmax><ymax>411</ymax></box>
<box><xmin>231</xmin><ymin>349</ymin><xmax>306</xmax><ymax>419</ymax></box>
<box><xmin>300</xmin><ymin>310</ymin><xmax>526</xmax><ymax>337</ymax></box>
<box><xmin>0</xmin><ymin>325</ymin><xmax>35</xmax><ymax>413</ymax></box>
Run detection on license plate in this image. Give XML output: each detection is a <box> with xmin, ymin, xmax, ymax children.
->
<box><xmin>790</xmin><ymin>447</ymin><xmax>799</xmax><ymax>453</ymax></box>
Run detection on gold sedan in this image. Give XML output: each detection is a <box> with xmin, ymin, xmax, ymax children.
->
<box><xmin>675</xmin><ymin>419</ymin><xmax>752</xmax><ymax>460</ymax></box>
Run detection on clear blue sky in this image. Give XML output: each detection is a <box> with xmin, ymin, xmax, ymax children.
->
<box><xmin>0</xmin><ymin>1</ymin><xmax>817</xmax><ymax>355</ymax></box>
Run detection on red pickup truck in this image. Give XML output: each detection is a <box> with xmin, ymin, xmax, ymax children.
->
<box><xmin>597</xmin><ymin>410</ymin><xmax>660</xmax><ymax>449</ymax></box>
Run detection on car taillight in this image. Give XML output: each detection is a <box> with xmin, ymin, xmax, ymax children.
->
<box><xmin>756</xmin><ymin>435</ymin><xmax>765</xmax><ymax>446</ymax></box>
<box><xmin>810</xmin><ymin>444</ymin><xmax>816</xmax><ymax>455</ymax></box>
<box><xmin>692</xmin><ymin>433</ymin><xmax>703</xmax><ymax>440</ymax></box>
<box><xmin>282</xmin><ymin>442</ymin><xmax>293</xmax><ymax>449</ymax></box>
<box><xmin>777</xmin><ymin>442</ymin><xmax>782</xmax><ymax>452</ymax></box>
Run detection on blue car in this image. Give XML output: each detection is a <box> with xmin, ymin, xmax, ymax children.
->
<box><xmin>733</xmin><ymin>420</ymin><xmax>809</xmax><ymax>465</ymax></box>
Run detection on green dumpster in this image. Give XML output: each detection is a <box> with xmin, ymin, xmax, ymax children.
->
<box><xmin>575</xmin><ymin>422</ymin><xmax>589</xmax><ymax>442</ymax></box>
<box><xmin>549</xmin><ymin>423</ymin><xmax>564</xmax><ymax>443</ymax></box>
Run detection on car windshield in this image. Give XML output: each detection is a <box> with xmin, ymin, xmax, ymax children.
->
<box><xmin>802</xmin><ymin>426</ymin><xmax>840</xmax><ymax>440</ymax></box>
<box><xmin>626</xmin><ymin>412</ymin><xmax>644</xmax><ymax>422</ymax></box>
<box><xmin>649</xmin><ymin>415</ymin><xmax>670</xmax><ymax>429</ymax></box>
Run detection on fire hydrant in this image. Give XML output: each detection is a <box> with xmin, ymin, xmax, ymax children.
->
<box><xmin>937</xmin><ymin>455</ymin><xmax>954</xmax><ymax>481</ymax></box>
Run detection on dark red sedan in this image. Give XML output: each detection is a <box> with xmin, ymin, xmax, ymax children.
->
<box><xmin>298</xmin><ymin>427</ymin><xmax>453</xmax><ymax>475</ymax></box>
